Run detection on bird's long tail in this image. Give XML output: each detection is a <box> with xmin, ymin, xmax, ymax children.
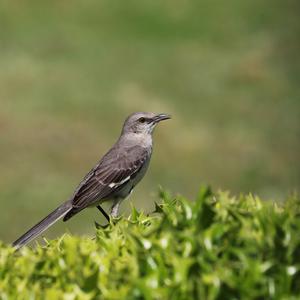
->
<box><xmin>12</xmin><ymin>201</ymin><xmax>73</xmax><ymax>250</ymax></box>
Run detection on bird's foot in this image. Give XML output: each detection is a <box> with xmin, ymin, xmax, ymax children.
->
<box><xmin>109</xmin><ymin>214</ymin><xmax>122</xmax><ymax>224</ymax></box>
<box><xmin>94</xmin><ymin>220</ymin><xmax>110</xmax><ymax>229</ymax></box>
<box><xmin>94</xmin><ymin>213</ymin><xmax>121</xmax><ymax>229</ymax></box>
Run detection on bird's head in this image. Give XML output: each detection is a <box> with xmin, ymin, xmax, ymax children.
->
<box><xmin>122</xmin><ymin>112</ymin><xmax>171</xmax><ymax>135</ymax></box>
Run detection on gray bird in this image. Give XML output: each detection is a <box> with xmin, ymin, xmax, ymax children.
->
<box><xmin>12</xmin><ymin>112</ymin><xmax>171</xmax><ymax>249</ymax></box>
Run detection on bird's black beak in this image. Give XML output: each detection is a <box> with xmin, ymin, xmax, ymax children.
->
<box><xmin>152</xmin><ymin>113</ymin><xmax>171</xmax><ymax>123</ymax></box>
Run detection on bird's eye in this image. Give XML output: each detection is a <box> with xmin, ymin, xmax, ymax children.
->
<box><xmin>139</xmin><ymin>117</ymin><xmax>146</xmax><ymax>123</ymax></box>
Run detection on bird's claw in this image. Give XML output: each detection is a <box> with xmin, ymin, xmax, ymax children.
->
<box><xmin>109</xmin><ymin>215</ymin><xmax>122</xmax><ymax>225</ymax></box>
<box><xmin>94</xmin><ymin>221</ymin><xmax>109</xmax><ymax>229</ymax></box>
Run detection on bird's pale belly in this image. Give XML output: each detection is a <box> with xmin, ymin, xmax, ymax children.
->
<box><xmin>94</xmin><ymin>156</ymin><xmax>151</xmax><ymax>207</ymax></box>
<box><xmin>114</xmin><ymin>157</ymin><xmax>150</xmax><ymax>199</ymax></box>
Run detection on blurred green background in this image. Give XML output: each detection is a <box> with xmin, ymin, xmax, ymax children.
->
<box><xmin>0</xmin><ymin>0</ymin><xmax>299</xmax><ymax>243</ymax></box>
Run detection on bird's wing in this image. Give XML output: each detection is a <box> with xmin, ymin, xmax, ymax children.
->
<box><xmin>71</xmin><ymin>145</ymin><xmax>149</xmax><ymax>209</ymax></box>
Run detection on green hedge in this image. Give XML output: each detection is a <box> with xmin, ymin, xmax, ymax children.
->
<box><xmin>1</xmin><ymin>188</ymin><xmax>300</xmax><ymax>299</ymax></box>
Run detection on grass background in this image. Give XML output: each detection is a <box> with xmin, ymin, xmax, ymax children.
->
<box><xmin>0</xmin><ymin>0</ymin><xmax>299</xmax><ymax>243</ymax></box>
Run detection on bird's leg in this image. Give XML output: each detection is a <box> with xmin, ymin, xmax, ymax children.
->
<box><xmin>110</xmin><ymin>200</ymin><xmax>121</xmax><ymax>218</ymax></box>
<box><xmin>96</xmin><ymin>205</ymin><xmax>110</xmax><ymax>222</ymax></box>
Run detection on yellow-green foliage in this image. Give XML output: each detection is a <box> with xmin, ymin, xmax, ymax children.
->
<box><xmin>1</xmin><ymin>188</ymin><xmax>300</xmax><ymax>299</ymax></box>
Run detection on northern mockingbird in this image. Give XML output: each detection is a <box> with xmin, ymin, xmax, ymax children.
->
<box><xmin>12</xmin><ymin>112</ymin><xmax>170</xmax><ymax>249</ymax></box>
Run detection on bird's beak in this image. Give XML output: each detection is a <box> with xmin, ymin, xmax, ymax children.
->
<box><xmin>152</xmin><ymin>113</ymin><xmax>171</xmax><ymax>123</ymax></box>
